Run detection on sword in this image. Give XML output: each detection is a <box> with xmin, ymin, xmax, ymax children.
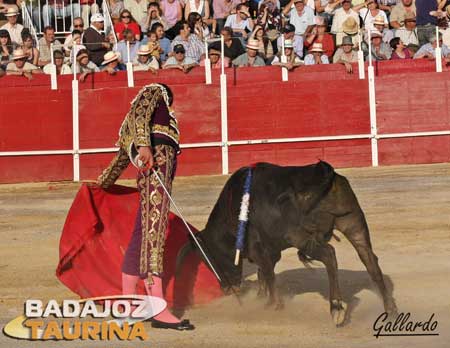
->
<box><xmin>150</xmin><ymin>168</ymin><xmax>222</xmax><ymax>283</ymax></box>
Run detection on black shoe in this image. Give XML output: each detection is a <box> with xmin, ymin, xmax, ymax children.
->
<box><xmin>151</xmin><ymin>319</ymin><xmax>195</xmax><ymax>331</ymax></box>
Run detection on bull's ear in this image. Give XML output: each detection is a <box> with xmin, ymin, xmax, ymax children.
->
<box><xmin>276</xmin><ymin>190</ymin><xmax>301</xmax><ymax>225</ymax></box>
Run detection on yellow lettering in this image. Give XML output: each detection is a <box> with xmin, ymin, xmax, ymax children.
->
<box><xmin>81</xmin><ymin>321</ymin><xmax>100</xmax><ymax>340</ymax></box>
<box><xmin>62</xmin><ymin>320</ymin><xmax>81</xmax><ymax>340</ymax></box>
<box><xmin>24</xmin><ymin>320</ymin><xmax>44</xmax><ymax>339</ymax></box>
<box><xmin>42</xmin><ymin>321</ymin><xmax>63</xmax><ymax>340</ymax></box>
<box><xmin>129</xmin><ymin>322</ymin><xmax>148</xmax><ymax>341</ymax></box>
<box><xmin>101</xmin><ymin>321</ymin><xmax>108</xmax><ymax>340</ymax></box>
<box><xmin>109</xmin><ymin>321</ymin><xmax>129</xmax><ymax>340</ymax></box>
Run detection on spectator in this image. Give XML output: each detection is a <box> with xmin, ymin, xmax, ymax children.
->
<box><xmin>64</xmin><ymin>29</ymin><xmax>83</xmax><ymax>59</ymax></box>
<box><xmin>200</xmin><ymin>44</ymin><xmax>230</xmax><ymax>68</ymax></box>
<box><xmin>220</xmin><ymin>26</ymin><xmax>245</xmax><ymax>60</ymax></box>
<box><xmin>256</xmin><ymin>0</ymin><xmax>282</xmax><ymax>42</ymax></box>
<box><xmin>378</xmin><ymin>0</ymin><xmax>399</xmax><ymax>17</ymax></box>
<box><xmin>365</xmin><ymin>29</ymin><xmax>391</xmax><ymax>60</ymax></box>
<box><xmin>406</xmin><ymin>42</ymin><xmax>419</xmax><ymax>56</ymax></box>
<box><xmin>188</xmin><ymin>12</ymin><xmax>211</xmax><ymax>39</ymax></box>
<box><xmin>143</xmin><ymin>30</ymin><xmax>162</xmax><ymax>60</ymax></box>
<box><xmin>101</xmin><ymin>51</ymin><xmax>126</xmax><ymax>74</ymax></box>
<box><xmin>333</xmin><ymin>35</ymin><xmax>358</xmax><ymax>73</ymax></box>
<box><xmin>0</xmin><ymin>29</ymin><xmax>15</xmax><ymax>70</ymax></box>
<box><xmin>304</xmin><ymin>42</ymin><xmax>329</xmax><ymax>65</ymax></box>
<box><xmin>390</xmin><ymin>0</ymin><xmax>416</xmax><ymax>29</ymax></box>
<box><xmin>250</xmin><ymin>25</ymin><xmax>274</xmax><ymax>62</ymax></box>
<box><xmin>389</xmin><ymin>37</ymin><xmax>411</xmax><ymax>59</ymax></box>
<box><xmin>185</xmin><ymin>0</ymin><xmax>216</xmax><ymax>34</ymax></box>
<box><xmin>413</xmin><ymin>34</ymin><xmax>450</xmax><ymax>60</ymax></box>
<box><xmin>64</xmin><ymin>18</ymin><xmax>85</xmax><ymax>55</ymax></box>
<box><xmin>232</xmin><ymin>39</ymin><xmax>266</xmax><ymax>66</ymax></box>
<box><xmin>415</xmin><ymin>0</ymin><xmax>439</xmax><ymax>46</ymax></box>
<box><xmin>115</xmin><ymin>9</ymin><xmax>141</xmax><ymax>41</ymax></box>
<box><xmin>395</xmin><ymin>13</ymin><xmax>418</xmax><ymax>46</ymax></box>
<box><xmin>163</xmin><ymin>43</ymin><xmax>198</xmax><ymax>72</ymax></box>
<box><xmin>107</xmin><ymin>0</ymin><xmax>125</xmax><ymax>24</ymax></box>
<box><xmin>141</xmin><ymin>2</ymin><xmax>169</xmax><ymax>33</ymax></box>
<box><xmin>146</xmin><ymin>22</ymin><xmax>171</xmax><ymax>61</ymax></box>
<box><xmin>21</xmin><ymin>31</ymin><xmax>39</xmax><ymax>66</ymax></box>
<box><xmin>117</xmin><ymin>28</ymin><xmax>140</xmax><ymax>63</ymax></box>
<box><xmin>282</xmin><ymin>0</ymin><xmax>314</xmax><ymax>35</ymax></box>
<box><xmin>372</xmin><ymin>15</ymin><xmax>394</xmax><ymax>44</ymax></box>
<box><xmin>304</xmin><ymin>17</ymin><xmax>335</xmax><ymax>59</ymax></box>
<box><xmin>133</xmin><ymin>44</ymin><xmax>159</xmax><ymax>71</ymax></box>
<box><xmin>42</xmin><ymin>0</ymin><xmax>80</xmax><ymax>28</ymax></box>
<box><xmin>124</xmin><ymin>0</ymin><xmax>149</xmax><ymax>24</ymax></box>
<box><xmin>38</xmin><ymin>26</ymin><xmax>62</xmax><ymax>67</ymax></box>
<box><xmin>43</xmin><ymin>49</ymin><xmax>72</xmax><ymax>74</ymax></box>
<box><xmin>75</xmin><ymin>48</ymin><xmax>99</xmax><ymax>82</ymax></box>
<box><xmin>329</xmin><ymin>0</ymin><xmax>361</xmax><ymax>46</ymax></box>
<box><xmin>358</xmin><ymin>0</ymin><xmax>388</xmax><ymax>32</ymax></box>
<box><xmin>170</xmin><ymin>20</ymin><xmax>205</xmax><ymax>63</ymax></box>
<box><xmin>271</xmin><ymin>39</ymin><xmax>302</xmax><ymax>70</ymax></box>
<box><xmin>224</xmin><ymin>4</ymin><xmax>254</xmax><ymax>40</ymax></box>
<box><xmin>80</xmin><ymin>0</ymin><xmax>100</xmax><ymax>29</ymax></box>
<box><xmin>160</xmin><ymin>0</ymin><xmax>182</xmax><ymax>33</ymax></box>
<box><xmin>6</xmin><ymin>48</ymin><xmax>42</xmax><ymax>79</ymax></box>
<box><xmin>276</xmin><ymin>23</ymin><xmax>303</xmax><ymax>58</ymax></box>
<box><xmin>83</xmin><ymin>13</ymin><xmax>111</xmax><ymax>67</ymax></box>
<box><xmin>0</xmin><ymin>7</ymin><xmax>23</xmax><ymax>45</ymax></box>
<box><xmin>213</xmin><ymin>0</ymin><xmax>234</xmax><ymax>34</ymax></box>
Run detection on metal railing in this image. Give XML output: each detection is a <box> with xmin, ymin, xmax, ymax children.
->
<box><xmin>21</xmin><ymin>3</ymin><xmax>39</xmax><ymax>45</ymax></box>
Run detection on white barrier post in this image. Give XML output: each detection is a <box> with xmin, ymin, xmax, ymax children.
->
<box><xmin>204</xmin><ymin>39</ymin><xmax>212</xmax><ymax>84</ymax></box>
<box><xmin>220</xmin><ymin>35</ymin><xmax>229</xmax><ymax>175</ymax></box>
<box><xmin>126</xmin><ymin>41</ymin><xmax>135</xmax><ymax>87</ymax></box>
<box><xmin>72</xmin><ymin>45</ymin><xmax>80</xmax><ymax>181</ymax></box>
<box><xmin>50</xmin><ymin>43</ymin><xmax>58</xmax><ymax>90</ymax></box>
<box><xmin>280</xmin><ymin>35</ymin><xmax>288</xmax><ymax>82</ymax></box>
<box><xmin>367</xmin><ymin>30</ymin><xmax>378</xmax><ymax>167</ymax></box>
<box><xmin>358</xmin><ymin>32</ymin><xmax>365</xmax><ymax>79</ymax></box>
<box><xmin>435</xmin><ymin>26</ymin><xmax>442</xmax><ymax>73</ymax></box>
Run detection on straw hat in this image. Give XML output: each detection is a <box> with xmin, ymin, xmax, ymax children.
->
<box><xmin>102</xmin><ymin>51</ymin><xmax>120</xmax><ymax>65</ymax></box>
<box><xmin>284</xmin><ymin>39</ymin><xmax>294</xmax><ymax>48</ymax></box>
<box><xmin>342</xmin><ymin>17</ymin><xmax>358</xmax><ymax>35</ymax></box>
<box><xmin>12</xmin><ymin>49</ymin><xmax>28</xmax><ymax>60</ymax></box>
<box><xmin>309</xmin><ymin>42</ymin><xmax>324</xmax><ymax>53</ymax></box>
<box><xmin>137</xmin><ymin>44</ymin><xmax>152</xmax><ymax>55</ymax></box>
<box><xmin>246</xmin><ymin>39</ymin><xmax>260</xmax><ymax>50</ymax></box>
<box><xmin>369</xmin><ymin>29</ymin><xmax>383</xmax><ymax>39</ymax></box>
<box><xmin>90</xmin><ymin>13</ymin><xmax>104</xmax><ymax>23</ymax></box>
<box><xmin>5</xmin><ymin>7</ymin><xmax>19</xmax><ymax>17</ymax></box>
<box><xmin>373</xmin><ymin>15</ymin><xmax>385</xmax><ymax>26</ymax></box>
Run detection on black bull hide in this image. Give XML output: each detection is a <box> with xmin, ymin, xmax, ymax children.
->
<box><xmin>176</xmin><ymin>161</ymin><xmax>398</xmax><ymax>325</ymax></box>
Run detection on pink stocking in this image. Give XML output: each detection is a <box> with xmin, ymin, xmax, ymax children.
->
<box><xmin>144</xmin><ymin>275</ymin><xmax>180</xmax><ymax>323</ymax></box>
<box><xmin>122</xmin><ymin>272</ymin><xmax>139</xmax><ymax>315</ymax></box>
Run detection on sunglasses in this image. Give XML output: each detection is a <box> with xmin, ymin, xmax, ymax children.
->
<box><xmin>175</xmin><ymin>51</ymin><xmax>185</xmax><ymax>54</ymax></box>
<box><xmin>74</xmin><ymin>24</ymin><xmax>83</xmax><ymax>28</ymax></box>
<box><xmin>121</xmin><ymin>15</ymin><xmax>130</xmax><ymax>18</ymax></box>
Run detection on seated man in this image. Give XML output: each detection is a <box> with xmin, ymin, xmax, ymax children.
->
<box><xmin>6</xmin><ymin>48</ymin><xmax>42</xmax><ymax>79</ymax></box>
<box><xmin>170</xmin><ymin>20</ymin><xmax>204</xmax><ymax>63</ymax></box>
<box><xmin>133</xmin><ymin>44</ymin><xmax>159</xmax><ymax>72</ymax></box>
<box><xmin>282</xmin><ymin>0</ymin><xmax>314</xmax><ymax>36</ymax></box>
<box><xmin>74</xmin><ymin>48</ymin><xmax>100</xmax><ymax>82</ymax></box>
<box><xmin>390</xmin><ymin>0</ymin><xmax>416</xmax><ymax>29</ymax></box>
<box><xmin>116</xmin><ymin>28</ymin><xmax>140</xmax><ymax>63</ymax></box>
<box><xmin>43</xmin><ymin>49</ymin><xmax>72</xmax><ymax>74</ymax></box>
<box><xmin>0</xmin><ymin>7</ymin><xmax>23</xmax><ymax>45</ymax></box>
<box><xmin>232</xmin><ymin>39</ymin><xmax>266</xmax><ymax>67</ymax></box>
<box><xmin>333</xmin><ymin>35</ymin><xmax>358</xmax><ymax>74</ymax></box>
<box><xmin>413</xmin><ymin>34</ymin><xmax>450</xmax><ymax>61</ymax></box>
<box><xmin>199</xmin><ymin>44</ymin><xmax>230</xmax><ymax>69</ymax></box>
<box><xmin>276</xmin><ymin>24</ymin><xmax>304</xmax><ymax>59</ymax></box>
<box><xmin>101</xmin><ymin>51</ymin><xmax>126</xmax><ymax>74</ymax></box>
<box><xmin>395</xmin><ymin>13</ymin><xmax>419</xmax><ymax>46</ymax></box>
<box><xmin>271</xmin><ymin>39</ymin><xmax>302</xmax><ymax>70</ymax></box>
<box><xmin>304</xmin><ymin>42</ymin><xmax>329</xmax><ymax>65</ymax></box>
<box><xmin>163</xmin><ymin>43</ymin><xmax>197</xmax><ymax>72</ymax></box>
<box><xmin>37</xmin><ymin>26</ymin><xmax>62</xmax><ymax>67</ymax></box>
<box><xmin>363</xmin><ymin>29</ymin><xmax>392</xmax><ymax>61</ymax></box>
<box><xmin>224</xmin><ymin>4</ymin><xmax>254</xmax><ymax>40</ymax></box>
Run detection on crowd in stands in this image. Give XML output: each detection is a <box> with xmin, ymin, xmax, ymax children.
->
<box><xmin>1</xmin><ymin>0</ymin><xmax>450</xmax><ymax>80</ymax></box>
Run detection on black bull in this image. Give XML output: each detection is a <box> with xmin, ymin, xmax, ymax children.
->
<box><xmin>176</xmin><ymin>161</ymin><xmax>398</xmax><ymax>325</ymax></box>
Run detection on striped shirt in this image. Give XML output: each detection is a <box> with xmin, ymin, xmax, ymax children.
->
<box><xmin>170</xmin><ymin>34</ymin><xmax>205</xmax><ymax>63</ymax></box>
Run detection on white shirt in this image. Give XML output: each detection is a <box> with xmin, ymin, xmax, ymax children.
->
<box><xmin>304</xmin><ymin>53</ymin><xmax>329</xmax><ymax>65</ymax></box>
<box><xmin>1</xmin><ymin>22</ymin><xmax>24</xmax><ymax>45</ymax></box>
<box><xmin>330</xmin><ymin>8</ymin><xmax>360</xmax><ymax>34</ymax></box>
<box><xmin>287</xmin><ymin>5</ymin><xmax>315</xmax><ymax>35</ymax></box>
<box><xmin>124</xmin><ymin>0</ymin><xmax>149</xmax><ymax>24</ymax></box>
<box><xmin>43</xmin><ymin>63</ymin><xmax>72</xmax><ymax>75</ymax></box>
<box><xmin>396</xmin><ymin>27</ymin><xmax>419</xmax><ymax>46</ymax></box>
<box><xmin>224</xmin><ymin>14</ymin><xmax>252</xmax><ymax>31</ymax></box>
<box><xmin>359</xmin><ymin>8</ymin><xmax>388</xmax><ymax>32</ymax></box>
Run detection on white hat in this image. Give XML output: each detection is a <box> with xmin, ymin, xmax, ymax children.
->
<box><xmin>246</xmin><ymin>39</ymin><xmax>260</xmax><ymax>50</ymax></box>
<box><xmin>370</xmin><ymin>29</ymin><xmax>383</xmax><ymax>39</ymax></box>
<box><xmin>5</xmin><ymin>7</ymin><xmax>19</xmax><ymax>17</ymax></box>
<box><xmin>137</xmin><ymin>44</ymin><xmax>152</xmax><ymax>55</ymax></box>
<box><xmin>102</xmin><ymin>51</ymin><xmax>120</xmax><ymax>65</ymax></box>
<box><xmin>284</xmin><ymin>39</ymin><xmax>294</xmax><ymax>49</ymax></box>
<box><xmin>309</xmin><ymin>42</ymin><xmax>324</xmax><ymax>53</ymax></box>
<box><xmin>90</xmin><ymin>13</ymin><xmax>104</xmax><ymax>22</ymax></box>
<box><xmin>373</xmin><ymin>15</ymin><xmax>385</xmax><ymax>26</ymax></box>
<box><xmin>12</xmin><ymin>48</ymin><xmax>28</xmax><ymax>60</ymax></box>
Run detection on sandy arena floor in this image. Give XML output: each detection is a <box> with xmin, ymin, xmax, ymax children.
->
<box><xmin>0</xmin><ymin>163</ymin><xmax>449</xmax><ymax>348</ymax></box>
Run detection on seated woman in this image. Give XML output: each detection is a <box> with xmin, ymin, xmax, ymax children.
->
<box><xmin>114</xmin><ymin>9</ymin><xmax>141</xmax><ymax>41</ymax></box>
<box><xmin>199</xmin><ymin>43</ymin><xmax>230</xmax><ymax>68</ymax></box>
<box><xmin>271</xmin><ymin>39</ymin><xmax>302</xmax><ymax>70</ymax></box>
<box><xmin>184</xmin><ymin>0</ymin><xmax>216</xmax><ymax>35</ymax></box>
<box><xmin>304</xmin><ymin>17</ymin><xmax>335</xmax><ymax>59</ymax></box>
<box><xmin>187</xmin><ymin>12</ymin><xmax>211</xmax><ymax>40</ymax></box>
<box><xmin>390</xmin><ymin>37</ymin><xmax>411</xmax><ymax>60</ymax></box>
<box><xmin>304</xmin><ymin>43</ymin><xmax>329</xmax><ymax>65</ymax></box>
<box><xmin>250</xmin><ymin>25</ymin><xmax>274</xmax><ymax>63</ymax></box>
<box><xmin>21</xmin><ymin>31</ymin><xmax>39</xmax><ymax>67</ymax></box>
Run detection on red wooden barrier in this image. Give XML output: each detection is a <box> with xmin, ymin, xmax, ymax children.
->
<box><xmin>0</xmin><ymin>60</ymin><xmax>449</xmax><ymax>184</ymax></box>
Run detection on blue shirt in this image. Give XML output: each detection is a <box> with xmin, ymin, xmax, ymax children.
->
<box><xmin>415</xmin><ymin>0</ymin><xmax>437</xmax><ymax>26</ymax></box>
<box><xmin>140</xmin><ymin>37</ymin><xmax>171</xmax><ymax>62</ymax></box>
<box><xmin>116</xmin><ymin>40</ymin><xmax>140</xmax><ymax>63</ymax></box>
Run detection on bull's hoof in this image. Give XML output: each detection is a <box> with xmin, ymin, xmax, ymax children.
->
<box><xmin>331</xmin><ymin>300</ymin><xmax>347</xmax><ymax>327</ymax></box>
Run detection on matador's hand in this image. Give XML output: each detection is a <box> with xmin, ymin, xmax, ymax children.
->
<box><xmin>138</xmin><ymin>146</ymin><xmax>154</xmax><ymax>169</ymax></box>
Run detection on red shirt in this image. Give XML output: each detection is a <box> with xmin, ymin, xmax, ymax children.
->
<box><xmin>304</xmin><ymin>33</ymin><xmax>335</xmax><ymax>59</ymax></box>
<box><xmin>114</xmin><ymin>22</ymin><xmax>141</xmax><ymax>41</ymax></box>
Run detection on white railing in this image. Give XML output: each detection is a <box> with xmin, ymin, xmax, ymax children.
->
<box><xmin>21</xmin><ymin>3</ymin><xmax>39</xmax><ymax>44</ymax></box>
<box><xmin>102</xmin><ymin>0</ymin><xmax>117</xmax><ymax>47</ymax></box>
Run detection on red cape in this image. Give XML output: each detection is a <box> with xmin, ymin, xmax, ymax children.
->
<box><xmin>56</xmin><ymin>183</ymin><xmax>223</xmax><ymax>308</ymax></box>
